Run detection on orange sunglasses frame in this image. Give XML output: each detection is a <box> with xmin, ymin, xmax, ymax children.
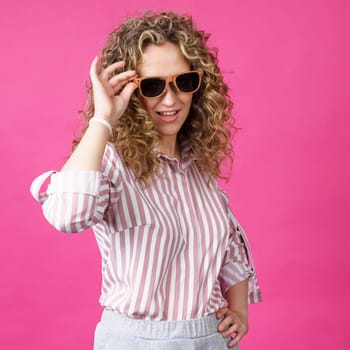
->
<box><xmin>133</xmin><ymin>69</ymin><xmax>204</xmax><ymax>98</ymax></box>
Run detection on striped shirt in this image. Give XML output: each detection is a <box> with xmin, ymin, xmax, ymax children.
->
<box><xmin>30</xmin><ymin>142</ymin><xmax>261</xmax><ymax>321</ymax></box>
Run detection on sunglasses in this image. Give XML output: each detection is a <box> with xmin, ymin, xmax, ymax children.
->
<box><xmin>133</xmin><ymin>70</ymin><xmax>203</xmax><ymax>98</ymax></box>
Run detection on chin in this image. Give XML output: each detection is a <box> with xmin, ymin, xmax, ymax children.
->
<box><xmin>157</xmin><ymin>128</ymin><xmax>182</xmax><ymax>138</ymax></box>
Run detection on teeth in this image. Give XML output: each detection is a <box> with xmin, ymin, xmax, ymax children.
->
<box><xmin>160</xmin><ymin>111</ymin><xmax>177</xmax><ymax>116</ymax></box>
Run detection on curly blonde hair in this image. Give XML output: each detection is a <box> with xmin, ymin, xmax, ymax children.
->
<box><xmin>76</xmin><ymin>11</ymin><xmax>235</xmax><ymax>183</ymax></box>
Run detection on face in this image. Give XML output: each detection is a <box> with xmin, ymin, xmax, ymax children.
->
<box><xmin>137</xmin><ymin>42</ymin><xmax>193</xmax><ymax>149</ymax></box>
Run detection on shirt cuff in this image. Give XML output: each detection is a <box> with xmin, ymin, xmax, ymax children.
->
<box><xmin>48</xmin><ymin>171</ymin><xmax>101</xmax><ymax>196</ymax></box>
<box><xmin>220</xmin><ymin>262</ymin><xmax>262</xmax><ymax>304</ymax></box>
<box><xmin>220</xmin><ymin>260</ymin><xmax>254</xmax><ymax>294</ymax></box>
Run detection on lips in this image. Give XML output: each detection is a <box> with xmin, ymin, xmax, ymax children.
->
<box><xmin>156</xmin><ymin>110</ymin><xmax>179</xmax><ymax>122</ymax></box>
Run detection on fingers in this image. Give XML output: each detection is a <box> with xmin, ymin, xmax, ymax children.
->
<box><xmin>89</xmin><ymin>56</ymin><xmax>128</xmax><ymax>82</ymax></box>
<box><xmin>220</xmin><ymin>320</ymin><xmax>239</xmax><ymax>338</ymax></box>
<box><xmin>228</xmin><ymin>329</ymin><xmax>247</xmax><ymax>348</ymax></box>
<box><xmin>109</xmin><ymin>70</ymin><xmax>137</xmax><ymax>94</ymax></box>
<box><xmin>216</xmin><ymin>308</ymin><xmax>248</xmax><ymax>348</ymax></box>
<box><xmin>88</xmin><ymin>56</ymin><xmax>137</xmax><ymax>121</ymax></box>
<box><xmin>99</xmin><ymin>60</ymin><xmax>126</xmax><ymax>80</ymax></box>
<box><xmin>89</xmin><ymin>56</ymin><xmax>100</xmax><ymax>85</ymax></box>
<box><xmin>119</xmin><ymin>81</ymin><xmax>138</xmax><ymax>101</ymax></box>
<box><xmin>90</xmin><ymin>56</ymin><xmax>137</xmax><ymax>95</ymax></box>
<box><xmin>216</xmin><ymin>307</ymin><xmax>228</xmax><ymax>320</ymax></box>
<box><xmin>93</xmin><ymin>58</ymin><xmax>134</xmax><ymax>84</ymax></box>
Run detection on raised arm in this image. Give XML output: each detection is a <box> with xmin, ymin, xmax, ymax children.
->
<box><xmin>62</xmin><ymin>57</ymin><xmax>137</xmax><ymax>172</ymax></box>
<box><xmin>31</xmin><ymin>57</ymin><xmax>136</xmax><ymax>233</ymax></box>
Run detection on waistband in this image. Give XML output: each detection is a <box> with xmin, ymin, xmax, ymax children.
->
<box><xmin>100</xmin><ymin>309</ymin><xmax>221</xmax><ymax>340</ymax></box>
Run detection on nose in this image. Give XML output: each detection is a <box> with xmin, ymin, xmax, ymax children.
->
<box><xmin>160</xmin><ymin>83</ymin><xmax>178</xmax><ymax>106</ymax></box>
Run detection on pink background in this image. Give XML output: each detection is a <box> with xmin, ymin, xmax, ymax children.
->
<box><xmin>1</xmin><ymin>0</ymin><xmax>349</xmax><ymax>349</ymax></box>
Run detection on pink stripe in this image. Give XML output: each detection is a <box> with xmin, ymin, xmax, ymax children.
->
<box><xmin>34</xmin><ymin>142</ymin><xmax>261</xmax><ymax>320</ymax></box>
<box><xmin>142</xmin><ymin>179</ymin><xmax>172</xmax><ymax>317</ymax></box>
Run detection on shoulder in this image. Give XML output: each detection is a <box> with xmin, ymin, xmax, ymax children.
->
<box><xmin>211</xmin><ymin>179</ymin><xmax>231</xmax><ymax>209</ymax></box>
<box><xmin>101</xmin><ymin>142</ymin><xmax>124</xmax><ymax>183</ymax></box>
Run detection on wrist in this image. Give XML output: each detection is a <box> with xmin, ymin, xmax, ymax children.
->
<box><xmin>89</xmin><ymin>117</ymin><xmax>113</xmax><ymax>135</ymax></box>
<box><xmin>229</xmin><ymin>308</ymin><xmax>248</xmax><ymax>320</ymax></box>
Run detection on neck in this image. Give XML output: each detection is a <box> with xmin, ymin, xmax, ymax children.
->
<box><xmin>157</xmin><ymin>136</ymin><xmax>181</xmax><ymax>160</ymax></box>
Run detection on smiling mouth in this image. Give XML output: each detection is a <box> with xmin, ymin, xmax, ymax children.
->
<box><xmin>156</xmin><ymin>110</ymin><xmax>179</xmax><ymax>121</ymax></box>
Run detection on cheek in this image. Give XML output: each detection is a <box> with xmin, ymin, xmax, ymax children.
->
<box><xmin>181</xmin><ymin>95</ymin><xmax>193</xmax><ymax>111</ymax></box>
<box><xmin>141</xmin><ymin>98</ymin><xmax>157</xmax><ymax>115</ymax></box>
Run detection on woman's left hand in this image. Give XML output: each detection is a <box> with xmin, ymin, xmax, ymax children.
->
<box><xmin>216</xmin><ymin>307</ymin><xmax>248</xmax><ymax>348</ymax></box>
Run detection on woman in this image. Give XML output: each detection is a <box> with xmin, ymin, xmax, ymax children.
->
<box><xmin>31</xmin><ymin>11</ymin><xmax>261</xmax><ymax>350</ymax></box>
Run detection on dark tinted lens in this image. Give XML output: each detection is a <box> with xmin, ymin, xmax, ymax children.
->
<box><xmin>140</xmin><ymin>78</ymin><xmax>166</xmax><ymax>97</ymax></box>
<box><xmin>176</xmin><ymin>72</ymin><xmax>200</xmax><ymax>92</ymax></box>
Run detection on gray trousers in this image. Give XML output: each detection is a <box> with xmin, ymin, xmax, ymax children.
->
<box><xmin>94</xmin><ymin>309</ymin><xmax>239</xmax><ymax>350</ymax></box>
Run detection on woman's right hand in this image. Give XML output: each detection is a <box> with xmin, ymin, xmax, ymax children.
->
<box><xmin>89</xmin><ymin>56</ymin><xmax>138</xmax><ymax>124</ymax></box>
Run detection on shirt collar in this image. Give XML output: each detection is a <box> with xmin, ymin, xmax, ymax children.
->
<box><xmin>155</xmin><ymin>137</ymin><xmax>193</xmax><ymax>171</ymax></box>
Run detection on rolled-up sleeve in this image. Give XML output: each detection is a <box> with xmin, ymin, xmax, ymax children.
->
<box><xmin>30</xmin><ymin>143</ymin><xmax>121</xmax><ymax>233</ymax></box>
<box><xmin>30</xmin><ymin>170</ymin><xmax>110</xmax><ymax>233</ymax></box>
<box><xmin>216</xmin><ymin>186</ymin><xmax>262</xmax><ymax>304</ymax></box>
<box><xmin>44</xmin><ymin>171</ymin><xmax>110</xmax><ymax>232</ymax></box>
